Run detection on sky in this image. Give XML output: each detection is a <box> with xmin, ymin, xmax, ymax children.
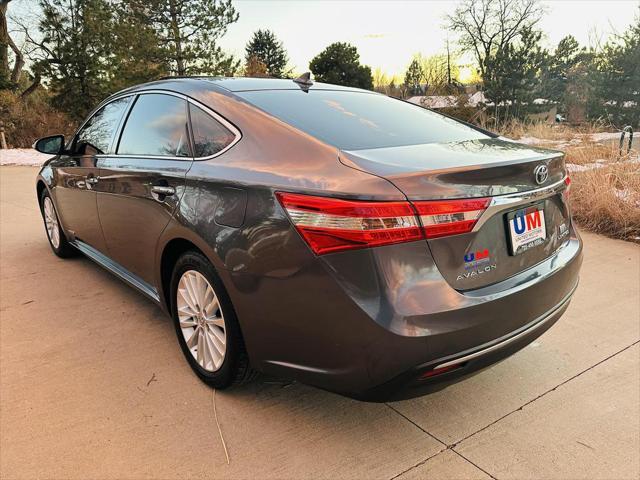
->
<box><xmin>7</xmin><ymin>0</ymin><xmax>639</xmax><ymax>79</ymax></box>
<box><xmin>219</xmin><ymin>0</ymin><xmax>640</xmax><ymax>78</ymax></box>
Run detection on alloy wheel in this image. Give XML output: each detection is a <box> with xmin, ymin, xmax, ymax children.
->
<box><xmin>176</xmin><ymin>270</ymin><xmax>227</xmax><ymax>372</ymax></box>
<box><xmin>43</xmin><ymin>197</ymin><xmax>60</xmax><ymax>249</ymax></box>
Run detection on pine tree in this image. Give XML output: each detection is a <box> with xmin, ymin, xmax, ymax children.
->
<box><xmin>131</xmin><ymin>0</ymin><xmax>240</xmax><ymax>76</ymax></box>
<box><xmin>26</xmin><ymin>0</ymin><xmax>168</xmax><ymax>118</ymax></box>
<box><xmin>309</xmin><ymin>42</ymin><xmax>372</xmax><ymax>90</ymax></box>
<box><xmin>29</xmin><ymin>0</ymin><xmax>117</xmax><ymax>118</ymax></box>
<box><xmin>244</xmin><ymin>29</ymin><xmax>288</xmax><ymax>78</ymax></box>
<box><xmin>592</xmin><ymin>13</ymin><xmax>640</xmax><ymax>126</ymax></box>
<box><xmin>540</xmin><ymin>35</ymin><xmax>588</xmax><ymax>104</ymax></box>
<box><xmin>403</xmin><ymin>59</ymin><xmax>423</xmax><ymax>96</ymax></box>
<box><xmin>484</xmin><ymin>27</ymin><xmax>548</xmax><ymax>120</ymax></box>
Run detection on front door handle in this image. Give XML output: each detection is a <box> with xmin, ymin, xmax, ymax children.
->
<box><xmin>151</xmin><ymin>185</ymin><xmax>176</xmax><ymax>196</ymax></box>
<box><xmin>86</xmin><ymin>175</ymin><xmax>99</xmax><ymax>185</ymax></box>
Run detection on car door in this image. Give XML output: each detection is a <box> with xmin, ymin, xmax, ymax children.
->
<box><xmin>95</xmin><ymin>92</ymin><xmax>194</xmax><ymax>287</ymax></box>
<box><xmin>53</xmin><ymin>96</ymin><xmax>132</xmax><ymax>253</ymax></box>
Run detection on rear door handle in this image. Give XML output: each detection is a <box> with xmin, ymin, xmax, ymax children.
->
<box><xmin>151</xmin><ymin>185</ymin><xmax>176</xmax><ymax>196</ymax></box>
<box><xmin>86</xmin><ymin>175</ymin><xmax>99</xmax><ymax>185</ymax></box>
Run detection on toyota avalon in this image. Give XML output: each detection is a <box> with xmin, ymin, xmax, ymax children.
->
<box><xmin>33</xmin><ymin>76</ymin><xmax>582</xmax><ymax>400</ymax></box>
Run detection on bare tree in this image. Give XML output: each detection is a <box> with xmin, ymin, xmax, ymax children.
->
<box><xmin>0</xmin><ymin>0</ymin><xmax>25</xmax><ymax>86</ymax></box>
<box><xmin>446</xmin><ymin>0</ymin><xmax>545</xmax><ymax>79</ymax></box>
<box><xmin>372</xmin><ymin>67</ymin><xmax>389</xmax><ymax>92</ymax></box>
<box><xmin>421</xmin><ymin>54</ymin><xmax>449</xmax><ymax>93</ymax></box>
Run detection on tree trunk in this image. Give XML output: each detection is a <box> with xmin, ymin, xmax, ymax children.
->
<box><xmin>7</xmin><ymin>27</ymin><xmax>23</xmax><ymax>84</ymax></box>
<box><xmin>0</xmin><ymin>1</ymin><xmax>10</xmax><ymax>82</ymax></box>
<box><xmin>21</xmin><ymin>73</ymin><xmax>40</xmax><ymax>98</ymax></box>
<box><xmin>168</xmin><ymin>0</ymin><xmax>184</xmax><ymax>75</ymax></box>
<box><xmin>0</xmin><ymin>0</ymin><xmax>22</xmax><ymax>85</ymax></box>
<box><xmin>446</xmin><ymin>38</ymin><xmax>451</xmax><ymax>85</ymax></box>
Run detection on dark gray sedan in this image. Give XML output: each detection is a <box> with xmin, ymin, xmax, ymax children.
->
<box><xmin>34</xmin><ymin>77</ymin><xmax>582</xmax><ymax>400</ymax></box>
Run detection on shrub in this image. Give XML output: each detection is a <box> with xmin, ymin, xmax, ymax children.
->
<box><xmin>0</xmin><ymin>91</ymin><xmax>75</xmax><ymax>148</ymax></box>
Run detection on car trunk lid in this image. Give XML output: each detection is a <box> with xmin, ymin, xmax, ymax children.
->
<box><xmin>340</xmin><ymin>138</ymin><xmax>571</xmax><ymax>290</ymax></box>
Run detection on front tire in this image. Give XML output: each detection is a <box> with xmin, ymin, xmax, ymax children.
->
<box><xmin>39</xmin><ymin>189</ymin><xmax>76</xmax><ymax>258</ymax></box>
<box><xmin>170</xmin><ymin>251</ymin><xmax>255</xmax><ymax>388</ymax></box>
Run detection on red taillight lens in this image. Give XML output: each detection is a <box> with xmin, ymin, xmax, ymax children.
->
<box><xmin>420</xmin><ymin>363</ymin><xmax>464</xmax><ymax>379</ymax></box>
<box><xmin>276</xmin><ymin>192</ymin><xmax>422</xmax><ymax>255</ymax></box>
<box><xmin>413</xmin><ymin>198</ymin><xmax>490</xmax><ymax>238</ymax></box>
<box><xmin>564</xmin><ymin>175</ymin><xmax>571</xmax><ymax>195</ymax></box>
<box><xmin>276</xmin><ymin>192</ymin><xmax>490</xmax><ymax>255</ymax></box>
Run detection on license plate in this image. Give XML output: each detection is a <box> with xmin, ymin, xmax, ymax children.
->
<box><xmin>507</xmin><ymin>205</ymin><xmax>547</xmax><ymax>255</ymax></box>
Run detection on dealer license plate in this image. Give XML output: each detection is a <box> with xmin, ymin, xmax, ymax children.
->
<box><xmin>507</xmin><ymin>205</ymin><xmax>547</xmax><ymax>255</ymax></box>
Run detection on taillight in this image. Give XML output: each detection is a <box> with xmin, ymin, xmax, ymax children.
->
<box><xmin>276</xmin><ymin>192</ymin><xmax>422</xmax><ymax>255</ymax></box>
<box><xmin>564</xmin><ymin>175</ymin><xmax>571</xmax><ymax>195</ymax></box>
<box><xmin>276</xmin><ymin>192</ymin><xmax>490</xmax><ymax>255</ymax></box>
<box><xmin>413</xmin><ymin>198</ymin><xmax>490</xmax><ymax>238</ymax></box>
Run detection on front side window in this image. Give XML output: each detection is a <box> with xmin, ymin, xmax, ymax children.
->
<box><xmin>117</xmin><ymin>94</ymin><xmax>190</xmax><ymax>157</ymax></box>
<box><xmin>73</xmin><ymin>96</ymin><xmax>131</xmax><ymax>155</ymax></box>
<box><xmin>190</xmin><ymin>104</ymin><xmax>236</xmax><ymax>157</ymax></box>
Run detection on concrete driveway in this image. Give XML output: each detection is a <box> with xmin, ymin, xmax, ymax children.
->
<box><xmin>1</xmin><ymin>166</ymin><xmax>638</xmax><ymax>480</ymax></box>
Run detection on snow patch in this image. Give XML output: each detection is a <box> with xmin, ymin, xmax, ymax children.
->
<box><xmin>0</xmin><ymin>149</ymin><xmax>51</xmax><ymax>166</ymax></box>
<box><xmin>566</xmin><ymin>162</ymin><xmax>606</xmax><ymax>172</ymax></box>
<box><xmin>589</xmin><ymin>132</ymin><xmax>625</xmax><ymax>142</ymax></box>
<box><xmin>614</xmin><ymin>188</ymin><xmax>640</xmax><ymax>207</ymax></box>
<box><xmin>516</xmin><ymin>136</ymin><xmax>560</xmax><ymax>145</ymax></box>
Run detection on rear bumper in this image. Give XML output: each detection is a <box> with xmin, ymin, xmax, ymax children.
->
<box><xmin>355</xmin><ymin>282</ymin><xmax>576</xmax><ymax>401</ymax></box>
<box><xmin>222</xmin><ymin>225</ymin><xmax>583</xmax><ymax>401</ymax></box>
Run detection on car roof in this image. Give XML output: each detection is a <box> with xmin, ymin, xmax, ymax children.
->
<box><xmin>108</xmin><ymin>76</ymin><xmax>371</xmax><ymax>100</ymax></box>
<box><xmin>193</xmin><ymin>77</ymin><xmax>367</xmax><ymax>93</ymax></box>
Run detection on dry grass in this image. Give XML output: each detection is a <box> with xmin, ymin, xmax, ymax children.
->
<box><xmin>570</xmin><ymin>161</ymin><xmax>640</xmax><ymax>241</ymax></box>
<box><xmin>563</xmin><ymin>142</ymin><xmax>620</xmax><ymax>166</ymax></box>
<box><xmin>498</xmin><ymin>120</ymin><xmax>640</xmax><ymax>242</ymax></box>
<box><xmin>495</xmin><ymin>119</ymin><xmax>608</xmax><ymax>141</ymax></box>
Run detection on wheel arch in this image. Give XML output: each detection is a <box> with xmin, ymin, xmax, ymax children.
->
<box><xmin>36</xmin><ymin>179</ymin><xmax>48</xmax><ymax>206</ymax></box>
<box><xmin>159</xmin><ymin>237</ymin><xmax>208</xmax><ymax>312</ymax></box>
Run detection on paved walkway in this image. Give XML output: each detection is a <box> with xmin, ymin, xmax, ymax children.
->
<box><xmin>1</xmin><ymin>166</ymin><xmax>638</xmax><ymax>479</ymax></box>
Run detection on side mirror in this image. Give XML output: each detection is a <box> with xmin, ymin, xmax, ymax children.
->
<box><xmin>33</xmin><ymin>135</ymin><xmax>65</xmax><ymax>155</ymax></box>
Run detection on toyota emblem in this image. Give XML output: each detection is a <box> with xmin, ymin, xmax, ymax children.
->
<box><xmin>534</xmin><ymin>165</ymin><xmax>549</xmax><ymax>185</ymax></box>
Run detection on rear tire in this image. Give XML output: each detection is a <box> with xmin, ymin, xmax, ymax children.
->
<box><xmin>170</xmin><ymin>251</ymin><xmax>256</xmax><ymax>388</ymax></box>
<box><xmin>39</xmin><ymin>189</ymin><xmax>77</xmax><ymax>258</ymax></box>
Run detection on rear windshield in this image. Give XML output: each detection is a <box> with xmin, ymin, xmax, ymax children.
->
<box><xmin>238</xmin><ymin>90</ymin><xmax>488</xmax><ymax>150</ymax></box>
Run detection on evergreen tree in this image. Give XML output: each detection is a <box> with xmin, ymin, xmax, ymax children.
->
<box><xmin>108</xmin><ymin>0</ymin><xmax>169</xmax><ymax>91</ymax></box>
<box><xmin>483</xmin><ymin>27</ymin><xmax>548</xmax><ymax>119</ymax></box>
<box><xmin>131</xmin><ymin>0</ymin><xmax>240</xmax><ymax>76</ymax></box>
<box><xmin>244</xmin><ymin>29</ymin><xmax>288</xmax><ymax>78</ymax></box>
<box><xmin>592</xmin><ymin>13</ymin><xmax>640</xmax><ymax>126</ymax></box>
<box><xmin>540</xmin><ymin>35</ymin><xmax>589</xmax><ymax>104</ymax></box>
<box><xmin>309</xmin><ymin>43</ymin><xmax>372</xmax><ymax>90</ymax></box>
<box><xmin>27</xmin><ymin>0</ymin><xmax>167</xmax><ymax>118</ymax></box>
<box><xmin>403</xmin><ymin>58</ymin><xmax>423</xmax><ymax>96</ymax></box>
<box><xmin>29</xmin><ymin>0</ymin><xmax>117</xmax><ymax>118</ymax></box>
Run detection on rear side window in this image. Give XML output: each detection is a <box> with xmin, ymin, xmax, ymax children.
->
<box><xmin>237</xmin><ymin>90</ymin><xmax>488</xmax><ymax>150</ymax></box>
<box><xmin>118</xmin><ymin>94</ymin><xmax>190</xmax><ymax>157</ymax></box>
<box><xmin>189</xmin><ymin>104</ymin><xmax>236</xmax><ymax>157</ymax></box>
<box><xmin>73</xmin><ymin>96</ymin><xmax>131</xmax><ymax>155</ymax></box>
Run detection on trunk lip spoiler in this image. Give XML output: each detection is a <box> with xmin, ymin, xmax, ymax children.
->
<box><xmin>472</xmin><ymin>176</ymin><xmax>568</xmax><ymax>232</ymax></box>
